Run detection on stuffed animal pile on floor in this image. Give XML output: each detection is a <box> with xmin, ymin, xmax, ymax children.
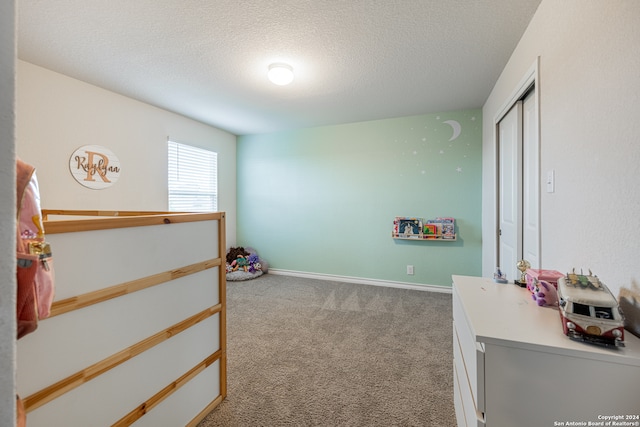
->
<box><xmin>225</xmin><ymin>246</ymin><xmax>268</xmax><ymax>281</ymax></box>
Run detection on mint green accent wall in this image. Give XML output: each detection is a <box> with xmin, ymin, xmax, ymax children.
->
<box><xmin>237</xmin><ymin>110</ymin><xmax>482</xmax><ymax>287</ymax></box>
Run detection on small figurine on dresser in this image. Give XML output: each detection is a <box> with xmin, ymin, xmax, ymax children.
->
<box><xmin>493</xmin><ymin>267</ymin><xmax>508</xmax><ymax>284</ymax></box>
<box><xmin>525</xmin><ymin>268</ymin><xmax>563</xmax><ymax>307</ymax></box>
<box><xmin>529</xmin><ymin>279</ymin><xmax>559</xmax><ymax>307</ymax></box>
<box><xmin>525</xmin><ymin>268</ymin><xmax>563</xmax><ymax>293</ymax></box>
<box><xmin>514</xmin><ymin>259</ymin><xmax>530</xmax><ymax>287</ymax></box>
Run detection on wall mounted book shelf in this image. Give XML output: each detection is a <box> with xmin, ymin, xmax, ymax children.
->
<box><xmin>392</xmin><ymin>216</ymin><xmax>457</xmax><ymax>241</ymax></box>
<box><xmin>392</xmin><ymin>232</ymin><xmax>457</xmax><ymax>241</ymax></box>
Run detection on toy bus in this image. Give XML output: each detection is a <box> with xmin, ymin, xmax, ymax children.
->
<box><xmin>557</xmin><ymin>270</ymin><xmax>625</xmax><ymax>348</ymax></box>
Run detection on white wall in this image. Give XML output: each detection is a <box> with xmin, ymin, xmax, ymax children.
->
<box><xmin>482</xmin><ymin>0</ymin><xmax>640</xmax><ymax>296</ymax></box>
<box><xmin>0</xmin><ymin>1</ymin><xmax>16</xmax><ymax>425</ymax></box>
<box><xmin>17</xmin><ymin>61</ymin><xmax>237</xmax><ymax>245</ymax></box>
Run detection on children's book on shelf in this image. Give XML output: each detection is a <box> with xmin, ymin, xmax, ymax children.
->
<box><xmin>424</xmin><ymin>223</ymin><xmax>439</xmax><ymax>239</ymax></box>
<box><xmin>439</xmin><ymin>217</ymin><xmax>455</xmax><ymax>239</ymax></box>
<box><xmin>393</xmin><ymin>217</ymin><xmax>423</xmax><ymax>238</ymax></box>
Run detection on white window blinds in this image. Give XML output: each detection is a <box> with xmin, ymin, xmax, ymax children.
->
<box><xmin>167</xmin><ymin>141</ymin><xmax>218</xmax><ymax>212</ymax></box>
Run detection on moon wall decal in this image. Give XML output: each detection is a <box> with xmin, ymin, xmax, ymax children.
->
<box><xmin>443</xmin><ymin>120</ymin><xmax>462</xmax><ymax>141</ymax></box>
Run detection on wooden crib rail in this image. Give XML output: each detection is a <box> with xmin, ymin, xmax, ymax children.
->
<box><xmin>42</xmin><ymin>210</ymin><xmax>224</xmax><ymax>234</ymax></box>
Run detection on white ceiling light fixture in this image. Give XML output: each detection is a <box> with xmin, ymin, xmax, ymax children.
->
<box><xmin>267</xmin><ymin>63</ymin><xmax>294</xmax><ymax>86</ymax></box>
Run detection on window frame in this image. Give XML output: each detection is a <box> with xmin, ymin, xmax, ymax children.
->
<box><xmin>167</xmin><ymin>140</ymin><xmax>218</xmax><ymax>212</ymax></box>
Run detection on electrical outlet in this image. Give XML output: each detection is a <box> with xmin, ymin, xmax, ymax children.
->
<box><xmin>407</xmin><ymin>265</ymin><xmax>414</xmax><ymax>275</ymax></box>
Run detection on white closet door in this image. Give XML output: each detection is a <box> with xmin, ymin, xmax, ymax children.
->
<box><xmin>522</xmin><ymin>90</ymin><xmax>540</xmax><ymax>269</ymax></box>
<box><xmin>498</xmin><ymin>101</ymin><xmax>523</xmax><ymax>282</ymax></box>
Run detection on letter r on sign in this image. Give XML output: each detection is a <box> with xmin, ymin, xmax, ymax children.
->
<box><xmin>84</xmin><ymin>151</ymin><xmax>111</xmax><ymax>183</ymax></box>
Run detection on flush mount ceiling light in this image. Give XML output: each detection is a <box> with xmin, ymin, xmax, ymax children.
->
<box><xmin>267</xmin><ymin>63</ymin><xmax>294</xmax><ymax>86</ymax></box>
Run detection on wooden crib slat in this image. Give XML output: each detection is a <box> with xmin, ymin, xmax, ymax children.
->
<box><xmin>112</xmin><ymin>350</ymin><xmax>222</xmax><ymax>427</ymax></box>
<box><xmin>49</xmin><ymin>258</ymin><xmax>221</xmax><ymax>317</ymax></box>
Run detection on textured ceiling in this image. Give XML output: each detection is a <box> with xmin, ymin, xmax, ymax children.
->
<box><xmin>18</xmin><ymin>0</ymin><xmax>541</xmax><ymax>136</ymax></box>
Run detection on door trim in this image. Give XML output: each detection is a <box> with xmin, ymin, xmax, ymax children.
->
<box><xmin>494</xmin><ymin>58</ymin><xmax>539</xmax><ymax>125</ymax></box>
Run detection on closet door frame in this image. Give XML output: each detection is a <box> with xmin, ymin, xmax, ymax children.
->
<box><xmin>493</xmin><ymin>58</ymin><xmax>541</xmax><ymax>280</ymax></box>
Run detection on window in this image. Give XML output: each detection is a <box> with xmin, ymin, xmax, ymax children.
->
<box><xmin>167</xmin><ymin>141</ymin><xmax>217</xmax><ymax>212</ymax></box>
<box><xmin>571</xmin><ymin>303</ymin><xmax>591</xmax><ymax>317</ymax></box>
<box><xmin>594</xmin><ymin>306</ymin><xmax>613</xmax><ymax>319</ymax></box>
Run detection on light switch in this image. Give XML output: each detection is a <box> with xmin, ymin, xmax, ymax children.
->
<box><xmin>546</xmin><ymin>170</ymin><xmax>555</xmax><ymax>193</ymax></box>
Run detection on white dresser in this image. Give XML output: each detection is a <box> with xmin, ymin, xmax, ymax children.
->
<box><xmin>452</xmin><ymin>275</ymin><xmax>640</xmax><ymax>427</ymax></box>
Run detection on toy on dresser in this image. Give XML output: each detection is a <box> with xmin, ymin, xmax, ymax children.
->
<box><xmin>530</xmin><ymin>279</ymin><xmax>559</xmax><ymax>307</ymax></box>
<box><xmin>525</xmin><ymin>269</ymin><xmax>563</xmax><ymax>307</ymax></box>
<box><xmin>493</xmin><ymin>267</ymin><xmax>508</xmax><ymax>284</ymax></box>
<box><xmin>557</xmin><ymin>269</ymin><xmax>625</xmax><ymax>348</ymax></box>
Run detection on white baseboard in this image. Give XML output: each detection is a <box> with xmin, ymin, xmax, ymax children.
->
<box><xmin>267</xmin><ymin>269</ymin><xmax>452</xmax><ymax>294</ymax></box>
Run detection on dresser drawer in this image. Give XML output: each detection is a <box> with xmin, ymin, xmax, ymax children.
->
<box><xmin>453</xmin><ymin>360</ymin><xmax>468</xmax><ymax>427</ymax></box>
<box><xmin>452</xmin><ymin>288</ymin><xmax>485</xmax><ymax>415</ymax></box>
<box><xmin>453</xmin><ymin>359</ymin><xmax>469</xmax><ymax>427</ymax></box>
<box><xmin>453</xmin><ymin>358</ymin><xmax>486</xmax><ymax>427</ymax></box>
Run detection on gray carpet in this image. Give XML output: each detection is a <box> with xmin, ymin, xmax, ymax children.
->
<box><xmin>198</xmin><ymin>274</ymin><xmax>455</xmax><ymax>426</ymax></box>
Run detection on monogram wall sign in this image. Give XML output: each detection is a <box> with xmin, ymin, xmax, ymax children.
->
<box><xmin>69</xmin><ymin>145</ymin><xmax>121</xmax><ymax>189</ymax></box>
